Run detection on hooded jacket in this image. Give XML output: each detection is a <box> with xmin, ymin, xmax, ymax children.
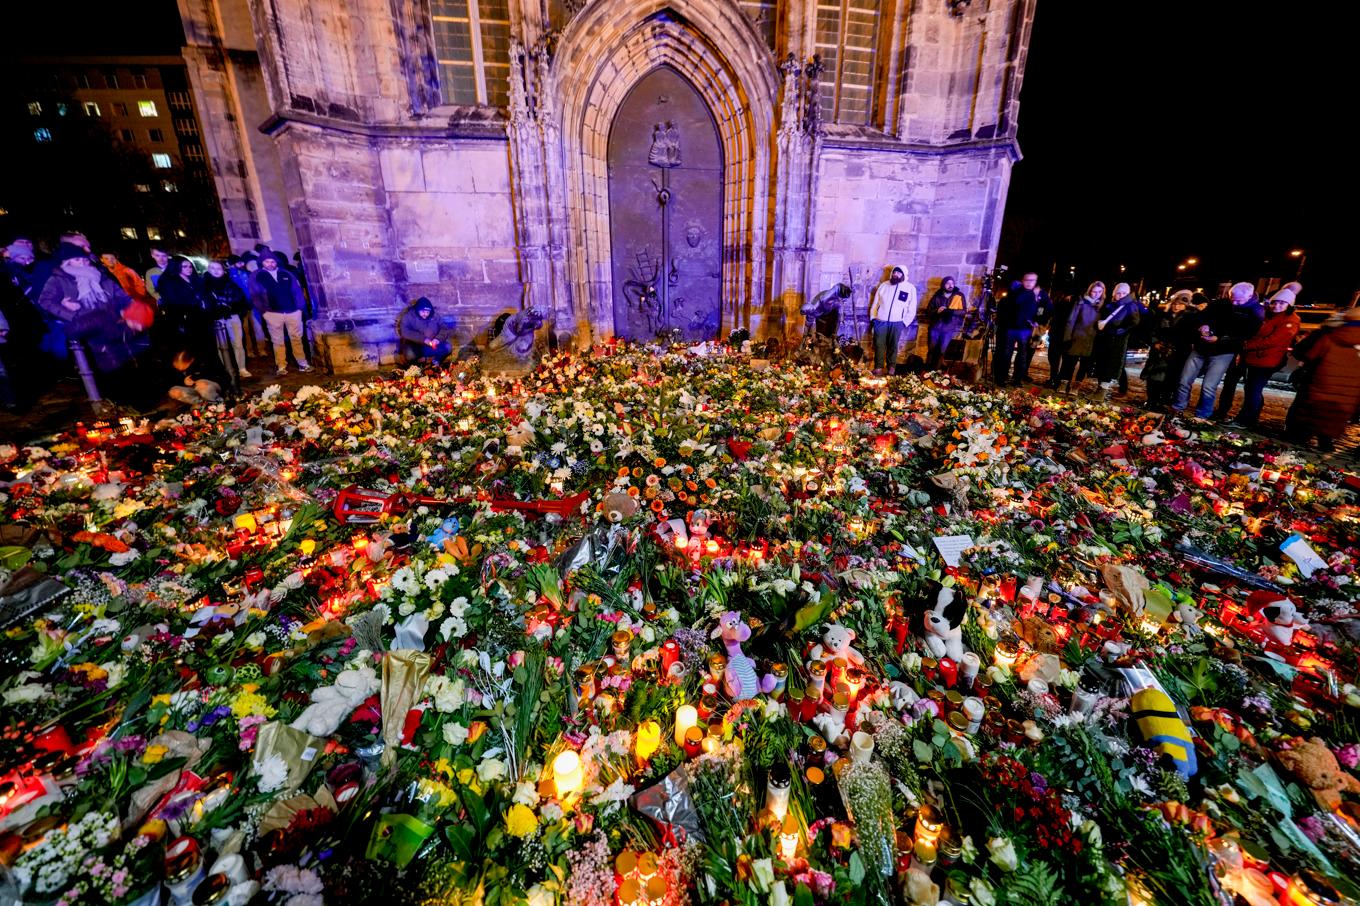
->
<box><xmin>399</xmin><ymin>300</ymin><xmax>441</xmax><ymax>347</ymax></box>
<box><xmin>869</xmin><ymin>266</ymin><xmax>917</xmax><ymax>325</ymax></box>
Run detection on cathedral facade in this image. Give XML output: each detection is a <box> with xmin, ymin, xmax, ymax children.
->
<box><xmin>179</xmin><ymin>0</ymin><xmax>1035</xmax><ymax>367</ymax></box>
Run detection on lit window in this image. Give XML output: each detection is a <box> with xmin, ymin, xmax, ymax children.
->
<box><xmin>152</xmin><ymin>153</ymin><xmax>173</xmax><ymax>169</ymax></box>
<box><xmin>431</xmin><ymin>0</ymin><xmax>510</xmax><ymax>107</ymax></box>
<box><xmin>134</xmin><ymin>183</ymin><xmax>151</xmax><ymax>193</ymax></box>
<box><xmin>146</xmin><ymin>226</ymin><xmax>162</xmax><ymax>241</ymax></box>
<box><xmin>27</xmin><ymin>101</ymin><xmax>41</xmax><ymax>116</ymax></box>
<box><xmin>83</xmin><ymin>101</ymin><xmax>101</xmax><ymax>117</ymax></box>
<box><xmin>120</xmin><ymin>227</ymin><xmax>138</xmax><ymax>240</ymax></box>
<box><xmin>138</xmin><ymin>100</ymin><xmax>158</xmax><ymax>117</ymax></box>
<box><xmin>33</xmin><ymin>127</ymin><xmax>53</xmax><ymax>142</ymax></box>
<box><xmin>161</xmin><ymin>180</ymin><xmax>177</xmax><ymax>193</ymax></box>
<box><xmin>148</xmin><ymin>128</ymin><xmax>164</xmax><ymax>143</ymax></box>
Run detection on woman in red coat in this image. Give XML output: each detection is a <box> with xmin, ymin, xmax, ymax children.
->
<box><xmin>1285</xmin><ymin>308</ymin><xmax>1360</xmax><ymax>451</ymax></box>
<box><xmin>1229</xmin><ymin>289</ymin><xmax>1301</xmax><ymax>427</ymax></box>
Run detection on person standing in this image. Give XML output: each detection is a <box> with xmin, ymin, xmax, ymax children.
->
<box><xmin>1223</xmin><ymin>286</ymin><xmax>1301</xmax><ymax>428</ymax></box>
<box><xmin>925</xmin><ymin>276</ymin><xmax>968</xmax><ymax>370</ymax></box>
<box><xmin>1285</xmin><ymin>308</ymin><xmax>1360</xmax><ymax>451</ymax></box>
<box><xmin>145</xmin><ymin>246</ymin><xmax>171</xmax><ymax>302</ymax></box>
<box><xmin>203</xmin><ymin>259</ymin><xmax>254</xmax><ymax>379</ymax></box>
<box><xmin>1172</xmin><ymin>282</ymin><xmax>1264</xmax><ymax>420</ymax></box>
<box><xmin>993</xmin><ymin>272</ymin><xmax>1048</xmax><ymax>385</ymax></box>
<box><xmin>868</xmin><ymin>265</ymin><xmax>917</xmax><ymax>376</ymax></box>
<box><xmin>1092</xmin><ymin>283</ymin><xmax>1140</xmax><ymax>397</ymax></box>
<box><xmin>1214</xmin><ymin>282</ymin><xmax>1301</xmax><ymax>421</ymax></box>
<box><xmin>250</xmin><ymin>250</ymin><xmax>310</xmax><ymax>375</ymax></box>
<box><xmin>34</xmin><ymin>243</ymin><xmax>141</xmax><ymax>375</ymax></box>
<box><xmin>1051</xmin><ymin>282</ymin><xmax>1103</xmax><ymax>393</ymax></box>
<box><xmin>1142</xmin><ymin>290</ymin><xmax>1195</xmax><ymax>411</ymax></box>
<box><xmin>98</xmin><ymin>251</ymin><xmax>153</xmax><ymax>304</ymax></box>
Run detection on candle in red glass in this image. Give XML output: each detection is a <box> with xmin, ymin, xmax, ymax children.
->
<box><xmin>938</xmin><ymin>657</ymin><xmax>959</xmax><ymax>689</ymax></box>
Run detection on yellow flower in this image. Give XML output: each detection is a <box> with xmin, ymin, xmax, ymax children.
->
<box><xmin>142</xmin><ymin>744</ymin><xmax>169</xmax><ymax>765</ymax></box>
<box><xmin>505</xmin><ymin>803</ymin><xmax>538</xmax><ymax>837</ymax></box>
<box><xmin>230</xmin><ymin>690</ymin><xmax>276</xmax><ymax>720</ymax></box>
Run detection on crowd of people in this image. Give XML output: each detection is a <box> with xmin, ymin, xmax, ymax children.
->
<box><xmin>0</xmin><ymin>231</ymin><xmax>318</xmax><ymax>413</ymax></box>
<box><xmin>4</xmin><ymin>236</ymin><xmax>1358</xmax><ymax>452</ymax></box>
<box><xmin>864</xmin><ymin>267</ymin><xmax>1360</xmax><ymax>452</ymax></box>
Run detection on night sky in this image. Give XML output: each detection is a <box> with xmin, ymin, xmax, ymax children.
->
<box><xmin>13</xmin><ymin>2</ymin><xmax>1354</xmax><ymax>305</ymax></box>
<box><xmin>999</xmin><ymin>4</ymin><xmax>1354</xmax><ymax>305</ymax></box>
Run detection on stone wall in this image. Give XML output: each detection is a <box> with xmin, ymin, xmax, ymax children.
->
<box><xmin>180</xmin><ymin>0</ymin><xmax>1036</xmax><ymax>372</ymax></box>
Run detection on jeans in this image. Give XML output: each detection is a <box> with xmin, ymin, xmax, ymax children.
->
<box><xmin>873</xmin><ymin>320</ymin><xmax>904</xmax><ymax>373</ymax></box>
<box><xmin>1214</xmin><ymin>357</ymin><xmax>1244</xmax><ymax>419</ymax></box>
<box><xmin>927</xmin><ymin>320</ymin><xmax>962</xmax><ymax>370</ymax></box>
<box><xmin>994</xmin><ymin>328</ymin><xmax>1032</xmax><ymax>384</ymax></box>
<box><xmin>263</xmin><ymin>310</ymin><xmax>308</xmax><ymax>371</ymax></box>
<box><xmin>1235</xmin><ymin>365</ymin><xmax>1276</xmax><ymax>426</ymax></box>
<box><xmin>407</xmin><ymin>340</ymin><xmax>452</xmax><ymax>363</ymax></box>
<box><xmin>1173</xmin><ymin>350</ymin><xmax>1235</xmax><ymax>417</ymax></box>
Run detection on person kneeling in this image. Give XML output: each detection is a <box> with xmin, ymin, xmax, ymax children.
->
<box><xmin>168</xmin><ymin>350</ymin><xmax>223</xmax><ymax>406</ymax></box>
<box><xmin>399</xmin><ymin>297</ymin><xmax>452</xmax><ymax>365</ymax></box>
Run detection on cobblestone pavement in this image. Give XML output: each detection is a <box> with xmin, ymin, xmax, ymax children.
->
<box><xmin>4</xmin><ymin>348</ymin><xmax>1357</xmax><ymax>466</ymax></box>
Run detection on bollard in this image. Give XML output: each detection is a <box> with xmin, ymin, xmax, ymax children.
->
<box><xmin>68</xmin><ymin>339</ymin><xmax>102</xmax><ymax>404</ymax></box>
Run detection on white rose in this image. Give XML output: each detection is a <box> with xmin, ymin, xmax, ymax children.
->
<box><xmin>987</xmin><ymin>836</ymin><xmax>1018</xmax><ymax>872</ymax></box>
<box><xmin>443</xmin><ymin>722</ymin><xmax>470</xmax><ymax>746</ymax></box>
<box><xmin>970</xmin><ymin>878</ymin><xmax>997</xmax><ymax>906</ymax></box>
<box><xmin>513</xmin><ymin>781</ymin><xmax>539</xmax><ymax>807</ymax></box>
<box><xmin>477</xmin><ymin>758</ymin><xmax>507</xmax><ymax>783</ymax></box>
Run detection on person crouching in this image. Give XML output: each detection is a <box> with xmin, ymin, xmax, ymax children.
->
<box><xmin>399</xmin><ymin>297</ymin><xmax>452</xmax><ymax>364</ymax></box>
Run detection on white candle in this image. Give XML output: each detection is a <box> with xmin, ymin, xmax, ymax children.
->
<box><xmin>674</xmin><ymin>705</ymin><xmax>698</xmax><ymax>746</ymax></box>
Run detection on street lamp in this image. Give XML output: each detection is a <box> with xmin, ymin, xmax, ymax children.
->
<box><xmin>1185</xmin><ymin>257</ymin><xmax>1198</xmax><ymax>266</ymax></box>
<box><xmin>1289</xmin><ymin>248</ymin><xmax>1306</xmax><ymax>278</ymax></box>
<box><xmin>1177</xmin><ymin>264</ymin><xmax>1187</xmax><ymax>272</ymax></box>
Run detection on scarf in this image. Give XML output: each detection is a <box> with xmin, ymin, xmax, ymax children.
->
<box><xmin>62</xmin><ymin>261</ymin><xmax>108</xmax><ymax>306</ymax></box>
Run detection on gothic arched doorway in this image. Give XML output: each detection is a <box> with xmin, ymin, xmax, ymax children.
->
<box><xmin>607</xmin><ymin>67</ymin><xmax>724</xmax><ymax>341</ymax></box>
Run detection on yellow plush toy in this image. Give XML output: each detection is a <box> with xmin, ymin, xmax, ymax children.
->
<box><xmin>1130</xmin><ymin>688</ymin><xmax>1197</xmax><ymax>778</ymax></box>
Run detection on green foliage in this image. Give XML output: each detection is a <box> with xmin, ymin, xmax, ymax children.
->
<box><xmin>1002</xmin><ymin>861</ymin><xmax>1062</xmax><ymax>906</ymax></box>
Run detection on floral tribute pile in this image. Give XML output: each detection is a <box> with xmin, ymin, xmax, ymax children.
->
<box><xmin>1</xmin><ymin>345</ymin><xmax>1359</xmax><ymax>906</ymax></box>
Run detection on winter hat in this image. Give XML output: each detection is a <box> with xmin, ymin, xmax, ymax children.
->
<box><xmin>55</xmin><ymin>242</ymin><xmax>90</xmax><ymax>263</ymax></box>
<box><xmin>1270</xmin><ymin>281</ymin><xmax>1302</xmax><ymax>306</ymax></box>
<box><xmin>226</xmin><ymin>254</ymin><xmax>243</xmax><ymax>266</ymax></box>
<box><xmin>414</xmin><ymin>297</ymin><xmax>434</xmax><ymax>313</ymax></box>
<box><xmin>258</xmin><ymin>248</ymin><xmax>279</xmax><ymax>265</ymax></box>
<box><xmin>1169</xmin><ymin>290</ymin><xmax>1194</xmax><ymax>305</ymax></box>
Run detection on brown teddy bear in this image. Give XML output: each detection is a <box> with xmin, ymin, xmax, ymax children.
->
<box><xmin>1016</xmin><ymin>616</ymin><xmax>1061</xmax><ymax>653</ymax></box>
<box><xmin>1275</xmin><ymin>737</ymin><xmax>1360</xmax><ymax>811</ymax></box>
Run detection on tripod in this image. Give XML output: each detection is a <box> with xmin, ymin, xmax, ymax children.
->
<box><xmin>974</xmin><ymin>266</ymin><xmax>1006</xmax><ymax>383</ymax></box>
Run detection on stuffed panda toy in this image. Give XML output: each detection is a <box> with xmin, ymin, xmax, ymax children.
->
<box><xmin>920</xmin><ymin>583</ymin><xmax>969</xmax><ymax>663</ymax></box>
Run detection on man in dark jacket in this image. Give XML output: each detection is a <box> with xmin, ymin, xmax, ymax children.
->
<box><xmin>993</xmin><ymin>271</ymin><xmax>1050</xmax><ymax>385</ymax></box>
<box><xmin>1172</xmin><ymin>282</ymin><xmax>1264</xmax><ymax>419</ymax></box>
<box><xmin>398</xmin><ymin>297</ymin><xmax>451</xmax><ymax>364</ymax></box>
<box><xmin>249</xmin><ymin>250</ymin><xmax>310</xmax><ymax>375</ymax></box>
